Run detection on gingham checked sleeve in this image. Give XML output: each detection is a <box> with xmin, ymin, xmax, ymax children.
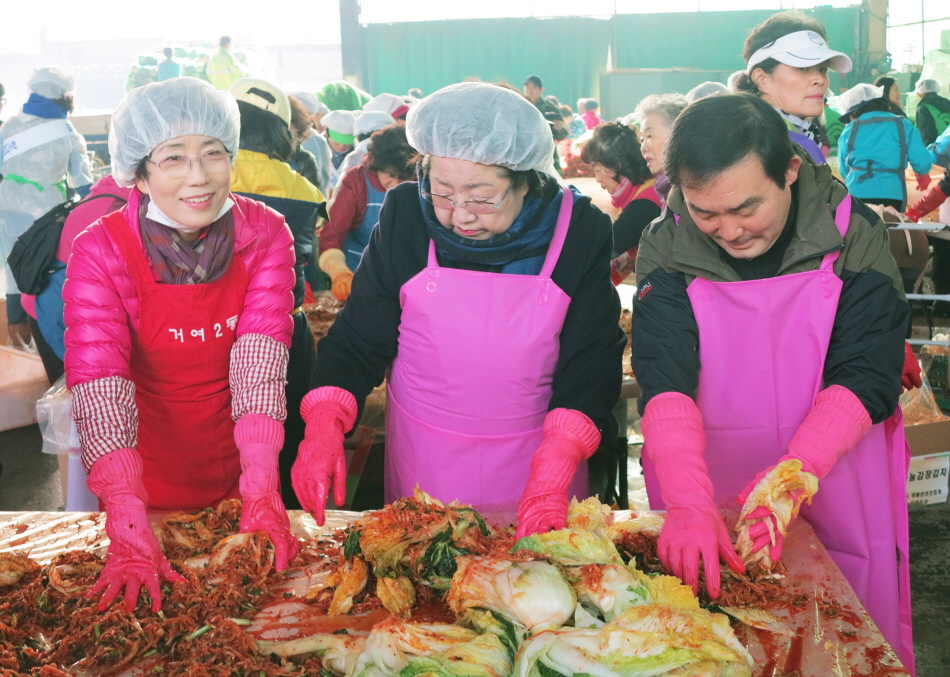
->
<box><xmin>229</xmin><ymin>333</ymin><xmax>289</xmax><ymax>423</ymax></box>
<box><xmin>72</xmin><ymin>376</ymin><xmax>139</xmax><ymax>472</ymax></box>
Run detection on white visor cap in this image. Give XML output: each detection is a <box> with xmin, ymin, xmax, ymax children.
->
<box><xmin>746</xmin><ymin>30</ymin><xmax>852</xmax><ymax>74</ymax></box>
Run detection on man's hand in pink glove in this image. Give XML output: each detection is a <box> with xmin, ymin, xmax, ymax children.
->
<box><xmin>641</xmin><ymin>392</ymin><xmax>744</xmax><ymax>599</ymax></box>
<box><xmin>235</xmin><ymin>414</ymin><xmax>299</xmax><ymax>571</ymax></box>
<box><xmin>659</xmin><ymin>505</ymin><xmax>744</xmax><ymax>598</ymax></box>
<box><xmin>86</xmin><ymin>449</ymin><xmax>186</xmax><ymax>613</ymax></box>
<box><xmin>292</xmin><ymin>387</ymin><xmax>358</xmax><ymax>525</ymax></box>
<box><xmin>736</xmin><ymin>385</ymin><xmax>871</xmax><ymax>564</ymax></box>
<box><xmin>515</xmin><ymin>409</ymin><xmax>602</xmax><ymax>540</ymax></box>
<box><xmin>902</xmin><ymin>342</ymin><xmax>922</xmax><ymax>392</ymax></box>
<box><xmin>915</xmin><ymin>173</ymin><xmax>932</xmax><ymax>191</ymax></box>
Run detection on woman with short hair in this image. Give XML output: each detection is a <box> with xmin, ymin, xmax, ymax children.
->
<box><xmin>632</xmin><ymin>93</ymin><xmax>688</xmax><ymax>205</ymax></box>
<box><xmin>291</xmin><ymin>83</ymin><xmax>625</xmax><ymax>535</ymax></box>
<box><xmin>581</xmin><ymin>123</ymin><xmax>660</xmax><ymax>284</ymax></box>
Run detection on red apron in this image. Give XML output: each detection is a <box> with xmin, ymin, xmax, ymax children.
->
<box><xmin>102</xmin><ymin>212</ymin><xmax>249</xmax><ymax>510</ymax></box>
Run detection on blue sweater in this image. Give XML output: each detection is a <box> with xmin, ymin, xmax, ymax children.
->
<box><xmin>838</xmin><ymin>112</ymin><xmax>933</xmax><ymax>204</ymax></box>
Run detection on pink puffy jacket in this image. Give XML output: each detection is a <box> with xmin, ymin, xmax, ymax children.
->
<box><xmin>63</xmin><ymin>189</ymin><xmax>295</xmax><ymax>388</ymax></box>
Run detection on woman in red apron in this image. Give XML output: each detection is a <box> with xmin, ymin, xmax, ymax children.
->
<box><xmin>632</xmin><ymin>94</ymin><xmax>914</xmax><ymax>670</ymax></box>
<box><xmin>287</xmin><ymin>82</ymin><xmax>626</xmax><ymax>532</ymax></box>
<box><xmin>63</xmin><ymin>77</ymin><xmax>299</xmax><ymax>613</ymax></box>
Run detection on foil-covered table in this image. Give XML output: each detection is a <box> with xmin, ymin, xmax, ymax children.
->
<box><xmin>0</xmin><ymin>510</ymin><xmax>908</xmax><ymax>676</ymax></box>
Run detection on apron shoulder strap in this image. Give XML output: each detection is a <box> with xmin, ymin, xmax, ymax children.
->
<box><xmin>100</xmin><ymin>210</ymin><xmax>155</xmax><ymax>293</ymax></box>
<box><xmin>539</xmin><ymin>187</ymin><xmax>574</xmax><ymax>278</ymax></box>
<box><xmin>820</xmin><ymin>195</ymin><xmax>852</xmax><ymax>272</ymax></box>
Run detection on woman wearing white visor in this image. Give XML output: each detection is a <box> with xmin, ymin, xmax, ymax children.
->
<box><xmin>735</xmin><ymin>11</ymin><xmax>852</xmax><ymax>163</ymax></box>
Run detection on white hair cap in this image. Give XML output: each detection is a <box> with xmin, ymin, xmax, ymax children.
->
<box><xmin>289</xmin><ymin>91</ymin><xmax>319</xmax><ymax>115</ymax></box>
<box><xmin>406</xmin><ymin>82</ymin><xmax>554</xmax><ymax>171</ymax></box>
<box><xmin>916</xmin><ymin>78</ymin><xmax>940</xmax><ymax>95</ymax></box>
<box><xmin>28</xmin><ymin>67</ymin><xmax>74</xmax><ymax>99</ymax></box>
<box><xmin>363</xmin><ymin>92</ymin><xmax>407</xmax><ymax>115</ymax></box>
<box><xmin>834</xmin><ymin>83</ymin><xmax>884</xmax><ymax>116</ymax></box>
<box><xmin>354</xmin><ymin>110</ymin><xmax>395</xmax><ymax>137</ymax></box>
<box><xmin>322</xmin><ymin>109</ymin><xmax>359</xmax><ymax>135</ymax></box>
<box><xmin>109</xmin><ymin>77</ymin><xmax>240</xmax><ymax>187</ymax></box>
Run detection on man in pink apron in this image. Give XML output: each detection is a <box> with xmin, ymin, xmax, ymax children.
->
<box><xmin>632</xmin><ymin>94</ymin><xmax>914</xmax><ymax>671</ymax></box>
<box><xmin>290</xmin><ymin>82</ymin><xmax>625</xmax><ymax>537</ymax></box>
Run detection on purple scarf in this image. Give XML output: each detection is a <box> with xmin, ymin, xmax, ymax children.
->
<box><xmin>138</xmin><ymin>196</ymin><xmax>234</xmax><ymax>285</ymax></box>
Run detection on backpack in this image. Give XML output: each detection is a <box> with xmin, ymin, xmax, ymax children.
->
<box><xmin>6</xmin><ymin>193</ymin><xmax>126</xmax><ymax>295</ymax></box>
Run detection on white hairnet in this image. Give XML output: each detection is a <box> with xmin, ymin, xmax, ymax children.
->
<box><xmin>314</xmin><ymin>100</ymin><xmax>330</xmax><ymax>117</ymax></box>
<box><xmin>28</xmin><ymin>67</ymin><xmax>74</xmax><ymax>99</ymax></box>
<box><xmin>354</xmin><ymin>111</ymin><xmax>395</xmax><ymax>137</ymax></box>
<box><xmin>109</xmin><ymin>77</ymin><xmax>240</xmax><ymax>187</ymax></box>
<box><xmin>916</xmin><ymin>78</ymin><xmax>940</xmax><ymax>95</ymax></box>
<box><xmin>289</xmin><ymin>91</ymin><xmax>319</xmax><ymax>115</ymax></box>
<box><xmin>364</xmin><ymin>92</ymin><xmax>407</xmax><ymax>115</ymax></box>
<box><xmin>833</xmin><ymin>83</ymin><xmax>884</xmax><ymax>116</ymax></box>
<box><xmin>406</xmin><ymin>82</ymin><xmax>554</xmax><ymax>171</ymax></box>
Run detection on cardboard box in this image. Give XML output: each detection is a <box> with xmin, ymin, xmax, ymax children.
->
<box><xmin>904</xmin><ymin>419</ymin><xmax>950</xmax><ymax>457</ymax></box>
<box><xmin>0</xmin><ymin>346</ymin><xmax>49</xmax><ymax>432</ymax></box>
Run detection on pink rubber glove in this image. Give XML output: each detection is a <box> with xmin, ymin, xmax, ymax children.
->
<box><xmin>235</xmin><ymin>414</ymin><xmax>299</xmax><ymax>572</ymax></box>
<box><xmin>737</xmin><ymin>385</ymin><xmax>872</xmax><ymax>562</ymax></box>
<box><xmin>915</xmin><ymin>173</ymin><xmax>932</xmax><ymax>191</ymax></box>
<box><xmin>515</xmin><ymin>409</ymin><xmax>602</xmax><ymax>539</ymax></box>
<box><xmin>292</xmin><ymin>387</ymin><xmax>358</xmax><ymax>525</ymax></box>
<box><xmin>641</xmin><ymin>392</ymin><xmax>744</xmax><ymax>598</ymax></box>
<box><xmin>86</xmin><ymin>448</ymin><xmax>186</xmax><ymax>613</ymax></box>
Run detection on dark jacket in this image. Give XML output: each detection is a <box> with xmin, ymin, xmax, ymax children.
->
<box><xmin>311</xmin><ymin>180</ymin><xmax>627</xmax><ymax>438</ymax></box>
<box><xmin>916</xmin><ymin>92</ymin><xmax>950</xmax><ymax>146</ymax></box>
<box><xmin>612</xmin><ymin>199</ymin><xmax>662</xmax><ymax>256</ymax></box>
<box><xmin>631</xmin><ymin>149</ymin><xmax>909</xmax><ymax>424</ymax></box>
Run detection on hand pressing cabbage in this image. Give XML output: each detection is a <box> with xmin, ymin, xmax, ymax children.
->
<box><xmin>514</xmin><ymin>498</ymin><xmax>623</xmax><ymax>566</ymax></box>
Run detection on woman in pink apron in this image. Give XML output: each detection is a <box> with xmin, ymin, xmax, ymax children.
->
<box><xmin>290</xmin><ymin>82</ymin><xmax>625</xmax><ymax>535</ymax></box>
<box><xmin>64</xmin><ymin>78</ymin><xmax>299</xmax><ymax>613</ymax></box>
<box><xmin>632</xmin><ymin>94</ymin><xmax>915</xmax><ymax>671</ymax></box>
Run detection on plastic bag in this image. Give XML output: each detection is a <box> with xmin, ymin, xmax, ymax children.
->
<box><xmin>899</xmin><ymin>368</ymin><xmax>949</xmax><ymax>426</ymax></box>
<box><xmin>36</xmin><ymin>375</ymin><xmax>76</xmax><ymax>455</ymax></box>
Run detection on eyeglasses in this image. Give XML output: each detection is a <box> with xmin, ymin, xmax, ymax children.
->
<box><xmin>147</xmin><ymin>149</ymin><xmax>232</xmax><ymax>179</ymax></box>
<box><xmin>421</xmin><ymin>180</ymin><xmax>513</xmax><ymax>214</ymax></box>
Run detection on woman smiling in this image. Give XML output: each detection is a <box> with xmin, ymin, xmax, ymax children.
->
<box><xmin>289</xmin><ymin>82</ymin><xmax>626</xmax><ymax>535</ymax></box>
<box><xmin>63</xmin><ymin>77</ymin><xmax>299</xmax><ymax>612</ymax></box>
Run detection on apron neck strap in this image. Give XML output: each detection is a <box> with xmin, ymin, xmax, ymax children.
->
<box><xmin>539</xmin><ymin>187</ymin><xmax>574</xmax><ymax>278</ymax></box>
<box><xmin>821</xmin><ymin>194</ymin><xmax>852</xmax><ymax>271</ymax></box>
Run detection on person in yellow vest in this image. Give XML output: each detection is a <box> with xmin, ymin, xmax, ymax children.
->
<box><xmin>206</xmin><ymin>36</ymin><xmax>247</xmax><ymax>91</ymax></box>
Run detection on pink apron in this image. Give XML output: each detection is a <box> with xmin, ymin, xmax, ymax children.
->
<box><xmin>642</xmin><ymin>196</ymin><xmax>914</xmax><ymax>670</ymax></box>
<box><xmin>385</xmin><ymin>187</ymin><xmax>588</xmax><ymax>514</ymax></box>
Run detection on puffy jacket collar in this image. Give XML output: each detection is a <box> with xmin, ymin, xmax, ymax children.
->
<box><xmin>664</xmin><ymin>148</ymin><xmax>847</xmax><ymax>282</ymax></box>
<box><xmin>122</xmin><ymin>188</ymin><xmax>257</xmax><ymax>254</ymax></box>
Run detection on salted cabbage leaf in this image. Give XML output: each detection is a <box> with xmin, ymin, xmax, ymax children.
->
<box><xmin>447</xmin><ymin>556</ymin><xmax>575</xmax><ymax>634</ymax></box>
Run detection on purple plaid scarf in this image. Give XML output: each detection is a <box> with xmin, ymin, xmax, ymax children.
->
<box><xmin>138</xmin><ymin>195</ymin><xmax>234</xmax><ymax>285</ymax></box>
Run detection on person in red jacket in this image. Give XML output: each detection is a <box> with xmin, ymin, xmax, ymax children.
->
<box><xmin>63</xmin><ymin>77</ymin><xmax>298</xmax><ymax>613</ymax></box>
<box><xmin>319</xmin><ymin>122</ymin><xmax>416</xmax><ymax>301</ymax></box>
